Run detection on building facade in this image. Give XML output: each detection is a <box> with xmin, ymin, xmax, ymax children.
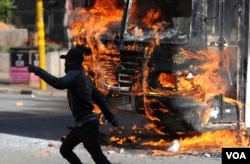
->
<box><xmin>13</xmin><ymin>0</ymin><xmax>66</xmax><ymax>46</ymax></box>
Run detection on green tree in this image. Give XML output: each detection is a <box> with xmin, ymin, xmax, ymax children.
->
<box><xmin>0</xmin><ymin>0</ymin><xmax>17</xmax><ymax>23</ymax></box>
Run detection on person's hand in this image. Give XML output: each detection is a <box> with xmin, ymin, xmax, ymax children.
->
<box><xmin>25</xmin><ymin>63</ymin><xmax>38</xmax><ymax>73</ymax></box>
<box><xmin>110</xmin><ymin>117</ymin><xmax>119</xmax><ymax>127</ymax></box>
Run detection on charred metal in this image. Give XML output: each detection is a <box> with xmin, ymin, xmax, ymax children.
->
<box><xmin>70</xmin><ymin>0</ymin><xmax>250</xmax><ymax>135</ymax></box>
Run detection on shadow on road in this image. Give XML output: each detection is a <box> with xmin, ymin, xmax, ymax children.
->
<box><xmin>0</xmin><ymin>110</ymin><xmax>74</xmax><ymax>140</ymax></box>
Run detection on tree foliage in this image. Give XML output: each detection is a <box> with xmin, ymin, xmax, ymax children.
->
<box><xmin>0</xmin><ymin>0</ymin><xmax>17</xmax><ymax>23</ymax></box>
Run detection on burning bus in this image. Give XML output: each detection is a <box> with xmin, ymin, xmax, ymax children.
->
<box><xmin>66</xmin><ymin>0</ymin><xmax>250</xmax><ymax>135</ymax></box>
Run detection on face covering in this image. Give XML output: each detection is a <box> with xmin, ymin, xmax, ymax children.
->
<box><xmin>64</xmin><ymin>59</ymin><xmax>83</xmax><ymax>73</ymax></box>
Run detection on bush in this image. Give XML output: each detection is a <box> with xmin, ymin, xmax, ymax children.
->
<box><xmin>0</xmin><ymin>0</ymin><xmax>17</xmax><ymax>23</ymax></box>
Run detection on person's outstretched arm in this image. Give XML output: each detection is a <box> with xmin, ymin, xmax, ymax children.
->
<box><xmin>26</xmin><ymin>65</ymin><xmax>78</xmax><ymax>90</ymax></box>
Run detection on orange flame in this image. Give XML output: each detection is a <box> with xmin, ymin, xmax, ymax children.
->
<box><xmin>69</xmin><ymin>0</ymin><xmax>247</xmax><ymax>153</ymax></box>
<box><xmin>142</xmin><ymin>130</ymin><xmax>250</xmax><ymax>156</ymax></box>
<box><xmin>158</xmin><ymin>73</ymin><xmax>176</xmax><ymax>89</ymax></box>
<box><xmin>70</xmin><ymin>1</ymin><xmax>123</xmax><ymax>49</ymax></box>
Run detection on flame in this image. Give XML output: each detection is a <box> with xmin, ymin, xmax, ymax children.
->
<box><xmin>176</xmin><ymin>48</ymin><xmax>228</xmax><ymax>98</ymax></box>
<box><xmin>158</xmin><ymin>73</ymin><xmax>176</xmax><ymax>88</ymax></box>
<box><xmin>70</xmin><ymin>1</ymin><xmax>123</xmax><ymax>49</ymax></box>
<box><xmin>179</xmin><ymin>130</ymin><xmax>250</xmax><ymax>152</ymax></box>
<box><xmin>69</xmin><ymin>0</ymin><xmax>248</xmax><ymax>153</ymax></box>
<box><xmin>141</xmin><ymin>8</ymin><xmax>169</xmax><ymax>32</ymax></box>
<box><xmin>142</xmin><ymin>130</ymin><xmax>250</xmax><ymax>156</ymax></box>
<box><xmin>109</xmin><ymin>126</ymin><xmax>141</xmax><ymax>145</ymax></box>
<box><xmin>109</xmin><ymin>127</ymin><xmax>250</xmax><ymax>154</ymax></box>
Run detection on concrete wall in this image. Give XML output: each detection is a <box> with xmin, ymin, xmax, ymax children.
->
<box><xmin>46</xmin><ymin>50</ymin><xmax>67</xmax><ymax>78</ymax></box>
<box><xmin>0</xmin><ymin>50</ymin><xmax>68</xmax><ymax>82</ymax></box>
<box><xmin>0</xmin><ymin>29</ymin><xmax>28</xmax><ymax>47</ymax></box>
<box><xmin>0</xmin><ymin>52</ymin><xmax>10</xmax><ymax>73</ymax></box>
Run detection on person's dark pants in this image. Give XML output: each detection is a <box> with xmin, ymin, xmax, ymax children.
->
<box><xmin>60</xmin><ymin>120</ymin><xmax>111</xmax><ymax>164</ymax></box>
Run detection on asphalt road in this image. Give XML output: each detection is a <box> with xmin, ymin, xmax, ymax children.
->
<box><xmin>0</xmin><ymin>93</ymin><xmax>222</xmax><ymax>164</ymax></box>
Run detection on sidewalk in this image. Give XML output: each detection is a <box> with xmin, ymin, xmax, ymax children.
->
<box><xmin>0</xmin><ymin>72</ymin><xmax>66</xmax><ymax>97</ymax></box>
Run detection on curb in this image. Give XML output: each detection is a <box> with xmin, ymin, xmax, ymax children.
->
<box><xmin>0</xmin><ymin>84</ymin><xmax>66</xmax><ymax>97</ymax></box>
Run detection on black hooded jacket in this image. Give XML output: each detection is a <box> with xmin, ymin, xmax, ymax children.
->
<box><xmin>33</xmin><ymin>67</ymin><xmax>115</xmax><ymax>122</ymax></box>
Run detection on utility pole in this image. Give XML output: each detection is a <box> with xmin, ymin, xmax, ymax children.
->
<box><xmin>36</xmin><ymin>0</ymin><xmax>47</xmax><ymax>90</ymax></box>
